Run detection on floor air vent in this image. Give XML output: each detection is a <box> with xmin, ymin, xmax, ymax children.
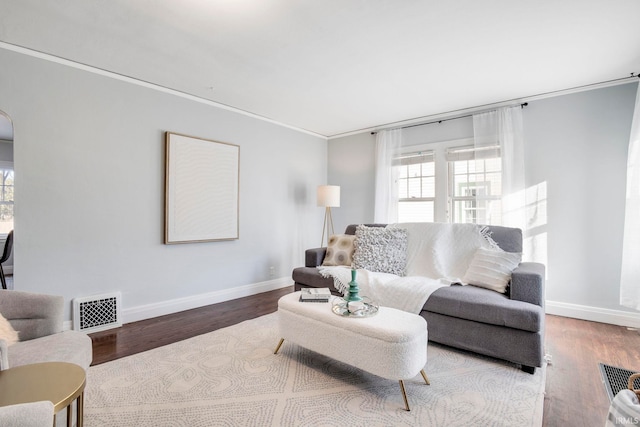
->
<box><xmin>73</xmin><ymin>292</ymin><xmax>122</xmax><ymax>333</ymax></box>
<box><xmin>599</xmin><ymin>362</ymin><xmax>640</xmax><ymax>402</ymax></box>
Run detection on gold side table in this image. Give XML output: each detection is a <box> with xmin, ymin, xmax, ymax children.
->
<box><xmin>0</xmin><ymin>362</ymin><xmax>86</xmax><ymax>427</ymax></box>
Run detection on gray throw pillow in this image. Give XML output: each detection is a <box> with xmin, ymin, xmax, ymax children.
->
<box><xmin>353</xmin><ymin>225</ymin><xmax>408</xmax><ymax>276</ymax></box>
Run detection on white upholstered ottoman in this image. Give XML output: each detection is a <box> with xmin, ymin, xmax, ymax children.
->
<box><xmin>274</xmin><ymin>291</ymin><xmax>429</xmax><ymax>411</ymax></box>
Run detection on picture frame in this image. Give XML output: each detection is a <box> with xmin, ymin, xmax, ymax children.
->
<box><xmin>164</xmin><ymin>132</ymin><xmax>240</xmax><ymax>244</ymax></box>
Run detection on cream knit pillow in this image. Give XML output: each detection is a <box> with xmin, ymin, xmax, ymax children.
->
<box><xmin>463</xmin><ymin>247</ymin><xmax>521</xmax><ymax>293</ymax></box>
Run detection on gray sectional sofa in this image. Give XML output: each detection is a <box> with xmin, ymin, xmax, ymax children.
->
<box><xmin>292</xmin><ymin>223</ymin><xmax>546</xmax><ymax>374</ymax></box>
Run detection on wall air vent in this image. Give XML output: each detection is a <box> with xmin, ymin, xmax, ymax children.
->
<box><xmin>73</xmin><ymin>292</ymin><xmax>122</xmax><ymax>333</ymax></box>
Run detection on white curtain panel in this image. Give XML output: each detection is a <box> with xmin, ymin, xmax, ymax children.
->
<box><xmin>473</xmin><ymin>107</ymin><xmax>526</xmax><ymax>230</ymax></box>
<box><xmin>374</xmin><ymin>129</ymin><xmax>402</xmax><ymax>223</ymax></box>
<box><xmin>620</xmin><ymin>83</ymin><xmax>640</xmax><ymax>310</ymax></box>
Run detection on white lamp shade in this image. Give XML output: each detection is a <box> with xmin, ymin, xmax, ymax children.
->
<box><xmin>317</xmin><ymin>185</ymin><xmax>340</xmax><ymax>207</ymax></box>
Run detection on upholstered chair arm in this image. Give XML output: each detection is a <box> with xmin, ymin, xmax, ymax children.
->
<box><xmin>305</xmin><ymin>248</ymin><xmax>327</xmax><ymax>267</ymax></box>
<box><xmin>0</xmin><ymin>401</ymin><xmax>54</xmax><ymax>427</ymax></box>
<box><xmin>0</xmin><ymin>290</ymin><xmax>64</xmax><ymax>341</ymax></box>
<box><xmin>0</xmin><ymin>339</ymin><xmax>8</xmax><ymax>370</ymax></box>
<box><xmin>510</xmin><ymin>262</ymin><xmax>546</xmax><ymax>307</ymax></box>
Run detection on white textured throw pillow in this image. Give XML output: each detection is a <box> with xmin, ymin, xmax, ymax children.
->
<box><xmin>353</xmin><ymin>225</ymin><xmax>408</xmax><ymax>275</ymax></box>
<box><xmin>463</xmin><ymin>247</ymin><xmax>522</xmax><ymax>293</ymax></box>
<box><xmin>322</xmin><ymin>234</ymin><xmax>356</xmax><ymax>266</ymax></box>
<box><xmin>0</xmin><ymin>312</ymin><xmax>19</xmax><ymax>346</ymax></box>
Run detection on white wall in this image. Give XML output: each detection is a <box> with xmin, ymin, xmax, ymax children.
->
<box><xmin>0</xmin><ymin>141</ymin><xmax>13</xmax><ymax>162</ymax></box>
<box><xmin>0</xmin><ymin>48</ymin><xmax>327</xmax><ymax>321</ymax></box>
<box><xmin>328</xmin><ymin>82</ymin><xmax>640</xmax><ymax>326</ymax></box>
<box><xmin>327</xmin><ymin>132</ymin><xmax>376</xmax><ymax>232</ymax></box>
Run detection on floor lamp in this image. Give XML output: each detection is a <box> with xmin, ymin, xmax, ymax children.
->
<box><xmin>317</xmin><ymin>185</ymin><xmax>340</xmax><ymax>247</ymax></box>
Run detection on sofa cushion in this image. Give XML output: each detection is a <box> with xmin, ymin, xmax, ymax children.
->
<box><xmin>0</xmin><ymin>401</ymin><xmax>54</xmax><ymax>427</ymax></box>
<box><xmin>463</xmin><ymin>247</ymin><xmax>521</xmax><ymax>293</ymax></box>
<box><xmin>424</xmin><ymin>285</ymin><xmax>543</xmax><ymax>332</ymax></box>
<box><xmin>8</xmin><ymin>331</ymin><xmax>93</xmax><ymax>370</ymax></box>
<box><xmin>353</xmin><ymin>225</ymin><xmax>408</xmax><ymax>275</ymax></box>
<box><xmin>322</xmin><ymin>234</ymin><xmax>356</xmax><ymax>267</ymax></box>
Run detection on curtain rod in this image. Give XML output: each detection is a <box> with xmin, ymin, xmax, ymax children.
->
<box><xmin>371</xmin><ymin>102</ymin><xmax>528</xmax><ymax>135</ymax></box>
<box><xmin>369</xmin><ymin>73</ymin><xmax>640</xmax><ymax>136</ymax></box>
<box><xmin>407</xmin><ymin>102</ymin><xmax>529</xmax><ymax>131</ymax></box>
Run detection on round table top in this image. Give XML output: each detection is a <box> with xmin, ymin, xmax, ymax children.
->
<box><xmin>0</xmin><ymin>362</ymin><xmax>86</xmax><ymax>412</ymax></box>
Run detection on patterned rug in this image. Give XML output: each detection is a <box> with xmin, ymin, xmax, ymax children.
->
<box><xmin>85</xmin><ymin>313</ymin><xmax>545</xmax><ymax>426</ymax></box>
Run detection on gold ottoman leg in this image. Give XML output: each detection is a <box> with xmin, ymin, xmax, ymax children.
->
<box><xmin>420</xmin><ymin>369</ymin><xmax>430</xmax><ymax>385</ymax></box>
<box><xmin>274</xmin><ymin>338</ymin><xmax>285</xmax><ymax>354</ymax></box>
<box><xmin>399</xmin><ymin>380</ymin><xmax>410</xmax><ymax>411</ymax></box>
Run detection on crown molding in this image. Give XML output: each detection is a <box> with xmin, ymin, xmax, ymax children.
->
<box><xmin>0</xmin><ymin>41</ymin><xmax>328</xmax><ymax>140</ymax></box>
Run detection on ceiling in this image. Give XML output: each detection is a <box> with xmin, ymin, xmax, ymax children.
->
<box><xmin>0</xmin><ymin>0</ymin><xmax>639</xmax><ymax>138</ymax></box>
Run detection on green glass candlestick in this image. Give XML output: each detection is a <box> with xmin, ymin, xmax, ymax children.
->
<box><xmin>346</xmin><ymin>268</ymin><xmax>363</xmax><ymax>302</ymax></box>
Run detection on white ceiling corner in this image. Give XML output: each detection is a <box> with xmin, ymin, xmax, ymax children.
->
<box><xmin>0</xmin><ymin>0</ymin><xmax>638</xmax><ymax>138</ymax></box>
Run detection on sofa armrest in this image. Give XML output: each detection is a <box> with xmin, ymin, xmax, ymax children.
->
<box><xmin>305</xmin><ymin>247</ymin><xmax>327</xmax><ymax>267</ymax></box>
<box><xmin>0</xmin><ymin>290</ymin><xmax>64</xmax><ymax>341</ymax></box>
<box><xmin>0</xmin><ymin>401</ymin><xmax>54</xmax><ymax>427</ymax></box>
<box><xmin>510</xmin><ymin>262</ymin><xmax>545</xmax><ymax>307</ymax></box>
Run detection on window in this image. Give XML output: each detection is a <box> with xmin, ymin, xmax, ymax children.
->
<box><xmin>447</xmin><ymin>146</ymin><xmax>502</xmax><ymax>225</ymax></box>
<box><xmin>396</xmin><ymin>151</ymin><xmax>435</xmax><ymax>222</ymax></box>
<box><xmin>394</xmin><ymin>141</ymin><xmax>502</xmax><ymax>225</ymax></box>
<box><xmin>0</xmin><ymin>168</ymin><xmax>14</xmax><ymax>234</ymax></box>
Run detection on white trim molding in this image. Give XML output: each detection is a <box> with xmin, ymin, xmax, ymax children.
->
<box><xmin>546</xmin><ymin>300</ymin><xmax>640</xmax><ymax>328</ymax></box>
<box><xmin>63</xmin><ymin>277</ymin><xmax>292</xmax><ymax>331</ymax></box>
<box><xmin>122</xmin><ymin>277</ymin><xmax>292</xmax><ymax>324</ymax></box>
<box><xmin>329</xmin><ymin>78</ymin><xmax>639</xmax><ymax>140</ymax></box>
<box><xmin>0</xmin><ymin>42</ymin><xmax>327</xmax><ymax>140</ymax></box>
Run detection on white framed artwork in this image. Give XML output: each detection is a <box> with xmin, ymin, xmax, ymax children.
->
<box><xmin>165</xmin><ymin>132</ymin><xmax>240</xmax><ymax>244</ymax></box>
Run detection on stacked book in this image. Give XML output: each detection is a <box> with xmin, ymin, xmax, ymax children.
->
<box><xmin>299</xmin><ymin>287</ymin><xmax>331</xmax><ymax>303</ymax></box>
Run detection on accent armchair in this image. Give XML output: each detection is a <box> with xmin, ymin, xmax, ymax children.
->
<box><xmin>0</xmin><ymin>290</ymin><xmax>92</xmax><ymax>425</ymax></box>
<box><xmin>0</xmin><ymin>290</ymin><xmax>92</xmax><ymax>371</ymax></box>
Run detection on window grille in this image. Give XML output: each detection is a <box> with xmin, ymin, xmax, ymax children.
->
<box><xmin>447</xmin><ymin>145</ymin><xmax>502</xmax><ymax>225</ymax></box>
<box><xmin>395</xmin><ymin>150</ymin><xmax>435</xmax><ymax>222</ymax></box>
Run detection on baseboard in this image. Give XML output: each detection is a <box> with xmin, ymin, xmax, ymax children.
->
<box><xmin>546</xmin><ymin>300</ymin><xmax>640</xmax><ymax>328</ymax></box>
<box><xmin>121</xmin><ymin>277</ymin><xmax>292</xmax><ymax>325</ymax></box>
<box><xmin>66</xmin><ymin>286</ymin><xmax>640</xmax><ymax>331</ymax></box>
<box><xmin>63</xmin><ymin>277</ymin><xmax>292</xmax><ymax>332</ymax></box>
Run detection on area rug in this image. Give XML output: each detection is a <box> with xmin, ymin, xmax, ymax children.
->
<box><xmin>84</xmin><ymin>313</ymin><xmax>545</xmax><ymax>426</ymax></box>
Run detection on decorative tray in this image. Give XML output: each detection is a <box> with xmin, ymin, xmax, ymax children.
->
<box><xmin>331</xmin><ymin>297</ymin><xmax>379</xmax><ymax>318</ymax></box>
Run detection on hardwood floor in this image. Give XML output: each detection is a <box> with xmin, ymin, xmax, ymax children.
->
<box><xmin>90</xmin><ymin>286</ymin><xmax>293</xmax><ymax>365</ymax></box>
<box><xmin>89</xmin><ymin>287</ymin><xmax>640</xmax><ymax>426</ymax></box>
<box><xmin>543</xmin><ymin>315</ymin><xmax>640</xmax><ymax>427</ymax></box>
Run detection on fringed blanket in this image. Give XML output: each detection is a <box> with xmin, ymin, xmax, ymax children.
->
<box><xmin>317</xmin><ymin>267</ymin><xmax>446</xmax><ymax>314</ymax></box>
<box><xmin>318</xmin><ymin>222</ymin><xmax>497</xmax><ymax>314</ymax></box>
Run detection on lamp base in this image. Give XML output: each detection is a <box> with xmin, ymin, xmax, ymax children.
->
<box><xmin>320</xmin><ymin>207</ymin><xmax>335</xmax><ymax>247</ymax></box>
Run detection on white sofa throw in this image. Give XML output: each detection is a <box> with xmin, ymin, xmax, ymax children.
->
<box><xmin>318</xmin><ymin>222</ymin><xmax>497</xmax><ymax>314</ymax></box>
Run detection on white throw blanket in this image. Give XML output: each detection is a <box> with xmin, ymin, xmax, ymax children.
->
<box><xmin>318</xmin><ymin>222</ymin><xmax>498</xmax><ymax>314</ymax></box>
